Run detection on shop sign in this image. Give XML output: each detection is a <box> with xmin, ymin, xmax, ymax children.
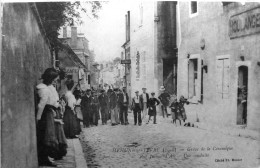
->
<box><xmin>229</xmin><ymin>7</ymin><xmax>260</xmax><ymax>39</ymax></box>
<box><xmin>65</xmin><ymin>67</ymin><xmax>78</xmax><ymax>74</ymax></box>
<box><xmin>136</xmin><ymin>51</ymin><xmax>140</xmax><ymax>80</ymax></box>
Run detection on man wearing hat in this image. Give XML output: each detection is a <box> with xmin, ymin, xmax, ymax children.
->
<box><xmin>81</xmin><ymin>89</ymin><xmax>92</xmax><ymax>127</ymax></box>
<box><xmin>158</xmin><ymin>86</ymin><xmax>171</xmax><ymax>118</ymax></box>
<box><xmin>91</xmin><ymin>91</ymin><xmax>100</xmax><ymax>126</ymax></box>
<box><xmin>131</xmin><ymin>90</ymin><xmax>143</xmax><ymax>126</ymax></box>
<box><xmin>98</xmin><ymin>89</ymin><xmax>109</xmax><ymax>125</ymax></box>
<box><xmin>140</xmin><ymin>87</ymin><xmax>149</xmax><ymax>120</ymax></box>
<box><xmin>109</xmin><ymin>88</ymin><xmax>118</xmax><ymax>126</ymax></box>
<box><xmin>118</xmin><ymin>87</ymin><xmax>129</xmax><ymax>125</ymax></box>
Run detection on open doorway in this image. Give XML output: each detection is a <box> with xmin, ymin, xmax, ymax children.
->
<box><xmin>237</xmin><ymin>66</ymin><xmax>248</xmax><ymax>125</ymax></box>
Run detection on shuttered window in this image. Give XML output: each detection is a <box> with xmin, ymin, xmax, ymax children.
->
<box><xmin>216</xmin><ymin>58</ymin><xmax>230</xmax><ymax>99</ymax></box>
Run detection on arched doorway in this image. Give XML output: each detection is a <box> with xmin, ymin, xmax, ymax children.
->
<box><xmin>237</xmin><ymin>66</ymin><xmax>248</xmax><ymax>125</ymax></box>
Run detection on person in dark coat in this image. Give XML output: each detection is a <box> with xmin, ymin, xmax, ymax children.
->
<box><xmin>107</xmin><ymin>88</ymin><xmax>113</xmax><ymax>120</ymax></box>
<box><xmin>147</xmin><ymin>92</ymin><xmax>160</xmax><ymax>124</ymax></box>
<box><xmin>98</xmin><ymin>89</ymin><xmax>109</xmax><ymax>125</ymax></box>
<box><xmin>131</xmin><ymin>91</ymin><xmax>143</xmax><ymax>126</ymax></box>
<box><xmin>170</xmin><ymin>96</ymin><xmax>182</xmax><ymax>126</ymax></box>
<box><xmin>158</xmin><ymin>86</ymin><xmax>171</xmax><ymax>118</ymax></box>
<box><xmin>91</xmin><ymin>91</ymin><xmax>100</xmax><ymax>126</ymax></box>
<box><xmin>81</xmin><ymin>89</ymin><xmax>92</xmax><ymax>127</ymax></box>
<box><xmin>109</xmin><ymin>89</ymin><xmax>118</xmax><ymax>126</ymax></box>
<box><xmin>118</xmin><ymin>87</ymin><xmax>129</xmax><ymax>125</ymax></box>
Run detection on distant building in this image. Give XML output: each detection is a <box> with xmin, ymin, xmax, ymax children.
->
<box><xmin>177</xmin><ymin>2</ymin><xmax>260</xmax><ymax>130</ymax></box>
<box><xmin>59</xmin><ymin>26</ymin><xmax>99</xmax><ymax>91</ymax></box>
<box><xmin>122</xmin><ymin>2</ymin><xmax>177</xmax><ymax>96</ymax></box>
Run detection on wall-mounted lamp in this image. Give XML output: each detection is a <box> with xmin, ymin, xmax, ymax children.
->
<box><xmin>187</xmin><ymin>53</ymin><xmax>190</xmax><ymax>59</ymax></box>
<box><xmin>240</xmin><ymin>56</ymin><xmax>245</xmax><ymax>61</ymax></box>
<box><xmin>202</xmin><ymin>65</ymin><xmax>208</xmax><ymax>73</ymax></box>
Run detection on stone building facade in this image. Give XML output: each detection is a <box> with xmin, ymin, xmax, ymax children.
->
<box><xmin>177</xmin><ymin>2</ymin><xmax>260</xmax><ymax>130</ymax></box>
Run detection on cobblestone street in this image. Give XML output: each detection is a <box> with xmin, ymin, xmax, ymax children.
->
<box><xmin>80</xmin><ymin>113</ymin><xmax>260</xmax><ymax>168</ymax></box>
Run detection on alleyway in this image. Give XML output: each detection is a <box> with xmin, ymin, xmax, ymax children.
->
<box><xmin>80</xmin><ymin>113</ymin><xmax>259</xmax><ymax>168</ymax></box>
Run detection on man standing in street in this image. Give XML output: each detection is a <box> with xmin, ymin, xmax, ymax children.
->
<box><xmin>158</xmin><ymin>86</ymin><xmax>171</xmax><ymax>118</ymax></box>
<box><xmin>81</xmin><ymin>89</ymin><xmax>92</xmax><ymax>127</ymax></box>
<box><xmin>114</xmin><ymin>88</ymin><xmax>120</xmax><ymax>124</ymax></box>
<box><xmin>91</xmin><ymin>91</ymin><xmax>100</xmax><ymax>126</ymax></box>
<box><xmin>98</xmin><ymin>89</ymin><xmax>109</xmax><ymax>125</ymax></box>
<box><xmin>118</xmin><ymin>87</ymin><xmax>129</xmax><ymax>125</ymax></box>
<box><xmin>131</xmin><ymin>91</ymin><xmax>143</xmax><ymax>126</ymax></box>
<box><xmin>109</xmin><ymin>88</ymin><xmax>118</xmax><ymax>126</ymax></box>
<box><xmin>140</xmin><ymin>87</ymin><xmax>149</xmax><ymax>121</ymax></box>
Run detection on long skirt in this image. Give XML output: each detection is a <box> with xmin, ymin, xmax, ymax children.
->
<box><xmin>37</xmin><ymin>105</ymin><xmax>59</xmax><ymax>162</ymax></box>
<box><xmin>54</xmin><ymin>122</ymin><xmax>67</xmax><ymax>159</ymax></box>
<box><xmin>63</xmin><ymin>106</ymin><xmax>78</xmax><ymax>138</ymax></box>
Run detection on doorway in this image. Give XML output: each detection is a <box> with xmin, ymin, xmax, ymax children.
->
<box><xmin>237</xmin><ymin>66</ymin><xmax>248</xmax><ymax>125</ymax></box>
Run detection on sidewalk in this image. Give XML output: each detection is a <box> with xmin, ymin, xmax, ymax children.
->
<box><xmin>194</xmin><ymin>121</ymin><xmax>260</xmax><ymax>141</ymax></box>
<box><xmin>40</xmin><ymin>138</ymin><xmax>87</xmax><ymax>168</ymax></box>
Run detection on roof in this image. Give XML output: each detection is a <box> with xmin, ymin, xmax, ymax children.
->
<box><xmin>57</xmin><ymin>40</ymin><xmax>87</xmax><ymax>69</ymax></box>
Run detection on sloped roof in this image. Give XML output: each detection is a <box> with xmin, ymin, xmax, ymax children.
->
<box><xmin>57</xmin><ymin>40</ymin><xmax>87</xmax><ymax>69</ymax></box>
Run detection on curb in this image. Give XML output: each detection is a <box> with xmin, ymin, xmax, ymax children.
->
<box><xmin>195</xmin><ymin>122</ymin><xmax>260</xmax><ymax>141</ymax></box>
<box><xmin>73</xmin><ymin>138</ymin><xmax>88</xmax><ymax>168</ymax></box>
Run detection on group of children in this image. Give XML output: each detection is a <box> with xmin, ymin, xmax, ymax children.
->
<box><xmin>170</xmin><ymin>95</ymin><xmax>190</xmax><ymax>126</ymax></box>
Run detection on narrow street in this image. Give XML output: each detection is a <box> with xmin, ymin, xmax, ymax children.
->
<box><xmin>80</xmin><ymin>113</ymin><xmax>259</xmax><ymax>168</ymax></box>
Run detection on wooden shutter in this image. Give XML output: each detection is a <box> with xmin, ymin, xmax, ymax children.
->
<box><xmin>216</xmin><ymin>59</ymin><xmax>223</xmax><ymax>96</ymax></box>
<box><xmin>195</xmin><ymin>58</ymin><xmax>202</xmax><ymax>101</ymax></box>
<box><xmin>188</xmin><ymin>60</ymin><xmax>195</xmax><ymax>98</ymax></box>
<box><xmin>222</xmin><ymin>59</ymin><xmax>230</xmax><ymax>99</ymax></box>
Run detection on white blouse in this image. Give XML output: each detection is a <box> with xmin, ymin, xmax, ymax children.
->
<box><xmin>65</xmin><ymin>91</ymin><xmax>76</xmax><ymax>110</ymax></box>
<box><xmin>36</xmin><ymin>83</ymin><xmax>59</xmax><ymax>120</ymax></box>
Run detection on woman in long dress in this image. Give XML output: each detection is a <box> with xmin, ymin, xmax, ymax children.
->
<box><xmin>36</xmin><ymin>68</ymin><xmax>59</xmax><ymax>167</ymax></box>
<box><xmin>48</xmin><ymin>85</ymin><xmax>67</xmax><ymax>160</ymax></box>
<box><xmin>63</xmin><ymin>79</ymin><xmax>78</xmax><ymax>138</ymax></box>
<box><xmin>73</xmin><ymin>89</ymin><xmax>82</xmax><ymax>135</ymax></box>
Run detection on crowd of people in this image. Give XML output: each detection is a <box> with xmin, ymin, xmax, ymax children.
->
<box><xmin>35</xmin><ymin>68</ymin><xmax>190</xmax><ymax>167</ymax></box>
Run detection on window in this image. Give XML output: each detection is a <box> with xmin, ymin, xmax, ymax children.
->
<box><xmin>88</xmin><ymin>75</ymin><xmax>91</xmax><ymax>84</ymax></box>
<box><xmin>190</xmin><ymin>1</ymin><xmax>198</xmax><ymax>17</ymax></box>
<box><xmin>191</xmin><ymin>1</ymin><xmax>197</xmax><ymax>14</ymax></box>
<box><xmin>216</xmin><ymin>57</ymin><xmax>230</xmax><ymax>99</ymax></box>
<box><xmin>188</xmin><ymin>55</ymin><xmax>202</xmax><ymax>102</ymax></box>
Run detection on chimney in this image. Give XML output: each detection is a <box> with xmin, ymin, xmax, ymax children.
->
<box><xmin>71</xmin><ymin>26</ymin><xmax>77</xmax><ymax>48</ymax></box>
<box><xmin>63</xmin><ymin>27</ymin><xmax>67</xmax><ymax>38</ymax></box>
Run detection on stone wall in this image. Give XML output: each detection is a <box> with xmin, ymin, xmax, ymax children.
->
<box><xmin>1</xmin><ymin>3</ymin><xmax>52</xmax><ymax>167</ymax></box>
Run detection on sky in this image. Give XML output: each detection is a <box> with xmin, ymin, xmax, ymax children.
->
<box><xmin>78</xmin><ymin>1</ymin><xmax>134</xmax><ymax>63</ymax></box>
